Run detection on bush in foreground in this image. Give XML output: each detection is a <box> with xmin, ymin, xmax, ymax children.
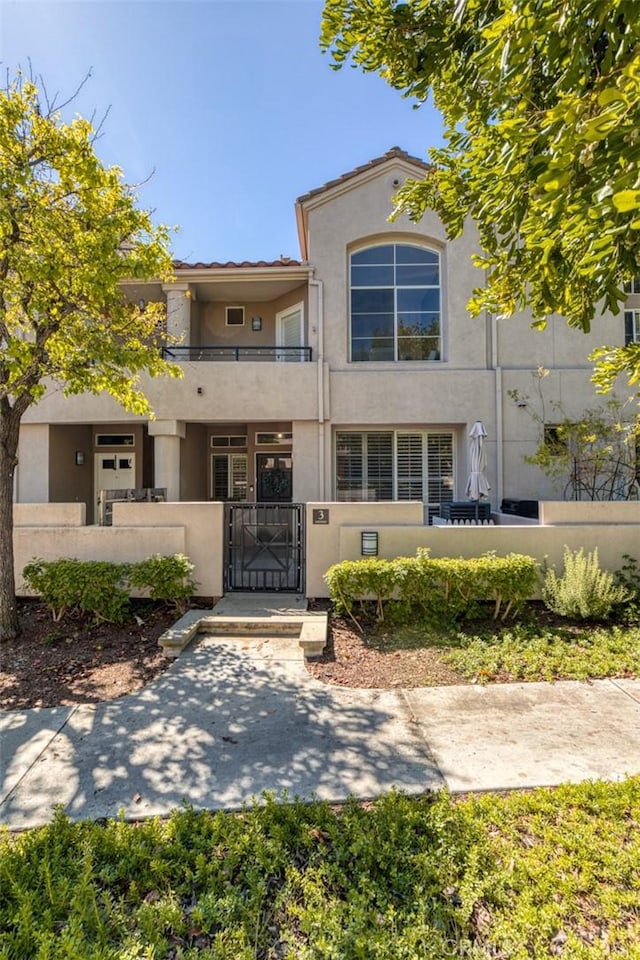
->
<box><xmin>1</xmin><ymin>779</ymin><xmax>639</xmax><ymax>958</ymax></box>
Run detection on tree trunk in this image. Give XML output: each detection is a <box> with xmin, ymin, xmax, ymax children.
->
<box><xmin>0</xmin><ymin>406</ymin><xmax>21</xmax><ymax>641</ymax></box>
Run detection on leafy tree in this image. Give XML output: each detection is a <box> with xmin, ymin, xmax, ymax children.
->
<box><xmin>509</xmin><ymin>380</ymin><xmax>640</xmax><ymax>500</ymax></box>
<box><xmin>321</xmin><ymin>0</ymin><xmax>640</xmax><ymax>379</ymax></box>
<box><xmin>0</xmin><ymin>74</ymin><xmax>180</xmax><ymax>640</ymax></box>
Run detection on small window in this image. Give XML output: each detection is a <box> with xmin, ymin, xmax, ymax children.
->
<box><xmin>210</xmin><ymin>435</ymin><xmax>247</xmax><ymax>448</ymax></box>
<box><xmin>624</xmin><ymin>278</ymin><xmax>640</xmax><ymax>294</ymax></box>
<box><xmin>118</xmin><ymin>458</ymin><xmax>133</xmax><ymax>470</ymax></box>
<box><xmin>625</xmin><ymin>310</ymin><xmax>640</xmax><ymax>345</ymax></box>
<box><xmin>226</xmin><ymin>306</ymin><xmax>245</xmax><ymax>326</ymax></box>
<box><xmin>256</xmin><ymin>432</ymin><xmax>293</xmax><ymax>445</ymax></box>
<box><xmin>96</xmin><ymin>434</ymin><xmax>135</xmax><ymax>446</ymax></box>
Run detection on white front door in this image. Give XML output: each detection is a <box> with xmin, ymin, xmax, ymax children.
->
<box><xmin>276</xmin><ymin>303</ymin><xmax>303</xmax><ymax>361</ymax></box>
<box><xmin>94</xmin><ymin>452</ymin><xmax>136</xmax><ymax>501</ymax></box>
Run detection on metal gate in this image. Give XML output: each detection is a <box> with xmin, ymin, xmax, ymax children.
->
<box><xmin>225</xmin><ymin>503</ymin><xmax>304</xmax><ymax>592</ymax></box>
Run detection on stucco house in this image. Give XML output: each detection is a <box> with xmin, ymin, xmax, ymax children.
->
<box><xmin>15</xmin><ymin>148</ymin><xmax>637</xmax><ymax>526</ymax></box>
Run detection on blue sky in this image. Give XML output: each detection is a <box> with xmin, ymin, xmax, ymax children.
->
<box><xmin>1</xmin><ymin>1</ymin><xmax>444</xmax><ymax>262</ymax></box>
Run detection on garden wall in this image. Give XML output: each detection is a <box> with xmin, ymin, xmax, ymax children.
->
<box><xmin>13</xmin><ymin>500</ymin><xmax>640</xmax><ymax>601</ymax></box>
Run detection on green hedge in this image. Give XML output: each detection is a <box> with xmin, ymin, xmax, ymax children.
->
<box><xmin>324</xmin><ymin>549</ymin><xmax>539</xmax><ymax>626</ymax></box>
<box><xmin>22</xmin><ymin>554</ymin><xmax>198</xmax><ymax>623</ymax></box>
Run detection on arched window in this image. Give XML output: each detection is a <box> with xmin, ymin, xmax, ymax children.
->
<box><xmin>350</xmin><ymin>243</ymin><xmax>441</xmax><ymax>362</ymax></box>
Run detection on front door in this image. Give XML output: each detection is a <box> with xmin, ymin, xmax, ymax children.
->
<box><xmin>276</xmin><ymin>303</ymin><xmax>303</xmax><ymax>362</ymax></box>
<box><xmin>256</xmin><ymin>454</ymin><xmax>292</xmax><ymax>502</ymax></box>
<box><xmin>94</xmin><ymin>452</ymin><xmax>136</xmax><ymax>499</ymax></box>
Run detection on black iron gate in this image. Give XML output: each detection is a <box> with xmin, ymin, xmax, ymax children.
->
<box><xmin>225</xmin><ymin>503</ymin><xmax>304</xmax><ymax>592</ymax></box>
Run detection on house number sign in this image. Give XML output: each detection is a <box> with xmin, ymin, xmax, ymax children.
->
<box><xmin>312</xmin><ymin>509</ymin><xmax>330</xmax><ymax>524</ymax></box>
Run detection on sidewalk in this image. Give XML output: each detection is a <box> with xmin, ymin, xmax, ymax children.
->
<box><xmin>2</xmin><ymin>620</ymin><xmax>640</xmax><ymax>831</ymax></box>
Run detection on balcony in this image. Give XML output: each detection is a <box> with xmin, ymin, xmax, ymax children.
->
<box><xmin>163</xmin><ymin>345</ymin><xmax>313</xmax><ymax>362</ymax></box>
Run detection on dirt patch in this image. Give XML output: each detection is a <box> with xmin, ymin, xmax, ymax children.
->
<box><xmin>306</xmin><ymin>615</ymin><xmax>465</xmax><ymax>688</ymax></box>
<box><xmin>0</xmin><ymin>599</ymin><xmax>201</xmax><ymax>711</ymax></box>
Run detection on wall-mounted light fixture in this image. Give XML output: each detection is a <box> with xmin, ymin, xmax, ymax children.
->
<box><xmin>361</xmin><ymin>531</ymin><xmax>379</xmax><ymax>556</ymax></box>
<box><xmin>516</xmin><ymin>399</ymin><xmax>528</xmax><ymax>408</ymax></box>
<box><xmin>251</xmin><ymin>316</ymin><xmax>262</xmax><ymax>331</ymax></box>
<box><xmin>197</xmin><ymin>386</ymin><xmax>204</xmax><ymax>395</ymax></box>
<box><xmin>138</xmin><ymin>298</ymin><xmax>146</xmax><ymax>312</ymax></box>
<box><xmin>75</xmin><ymin>451</ymin><xmax>85</xmax><ymax>466</ymax></box>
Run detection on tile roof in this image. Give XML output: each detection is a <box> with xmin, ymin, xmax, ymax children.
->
<box><xmin>296</xmin><ymin>146</ymin><xmax>433</xmax><ymax>204</ymax></box>
<box><xmin>173</xmin><ymin>257</ymin><xmax>303</xmax><ymax>270</ymax></box>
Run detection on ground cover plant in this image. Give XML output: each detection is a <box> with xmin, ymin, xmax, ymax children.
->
<box><xmin>309</xmin><ymin>609</ymin><xmax>640</xmax><ymax>688</ymax></box>
<box><xmin>314</xmin><ymin>552</ymin><xmax>640</xmax><ymax>687</ymax></box>
<box><xmin>1</xmin><ymin>778</ymin><xmax>639</xmax><ymax>958</ymax></box>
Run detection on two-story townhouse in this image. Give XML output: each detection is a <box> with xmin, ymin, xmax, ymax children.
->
<box><xmin>15</xmin><ymin>148</ymin><xmax>635</xmax><ymax>524</ymax></box>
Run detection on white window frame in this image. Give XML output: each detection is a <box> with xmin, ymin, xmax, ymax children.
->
<box><xmin>256</xmin><ymin>431</ymin><xmax>293</xmax><ymax>446</ymax></box>
<box><xmin>225</xmin><ymin>306</ymin><xmax>245</xmax><ymax>327</ymax></box>
<box><xmin>276</xmin><ymin>302</ymin><xmax>304</xmax><ymax>362</ymax></box>
<box><xmin>96</xmin><ymin>433</ymin><xmax>135</xmax><ymax>447</ymax></box>
<box><xmin>625</xmin><ymin>309</ymin><xmax>640</xmax><ymax>344</ymax></box>
<box><xmin>349</xmin><ymin>243</ymin><xmax>442</xmax><ymax>363</ymax></box>
<box><xmin>210</xmin><ymin>435</ymin><xmax>247</xmax><ymax>448</ymax></box>
<box><xmin>211</xmin><ymin>453</ymin><xmax>248</xmax><ymax>501</ymax></box>
<box><xmin>334</xmin><ymin>429</ymin><xmax>454</xmax><ymax>517</ymax></box>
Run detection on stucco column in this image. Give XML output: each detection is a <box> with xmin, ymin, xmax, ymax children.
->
<box><xmin>162</xmin><ymin>283</ymin><xmax>194</xmax><ymax>346</ymax></box>
<box><xmin>16</xmin><ymin>424</ymin><xmax>50</xmax><ymax>502</ymax></box>
<box><xmin>148</xmin><ymin>420</ymin><xmax>186</xmax><ymax>502</ymax></box>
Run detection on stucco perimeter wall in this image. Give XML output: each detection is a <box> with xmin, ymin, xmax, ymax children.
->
<box><xmin>13</xmin><ymin>501</ymin><xmax>223</xmax><ymax>598</ymax></box>
<box><xmin>540</xmin><ymin>501</ymin><xmax>640</xmax><ymax>525</ymax></box>
<box><xmin>14</xmin><ymin>525</ymin><xmax>185</xmax><ymax>595</ymax></box>
<box><xmin>112</xmin><ymin>501</ymin><xmax>224</xmax><ymax>598</ymax></box>
<box><xmin>15</xmin><ymin>503</ymin><xmax>86</xmax><ymax>526</ymax></box>
<box><xmin>305</xmin><ymin>501</ymin><xmax>640</xmax><ymax>598</ymax></box>
<box><xmin>305</xmin><ymin>502</ymin><xmax>424</xmax><ymax>596</ymax></box>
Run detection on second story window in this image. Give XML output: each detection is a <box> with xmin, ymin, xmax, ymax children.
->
<box><xmin>350</xmin><ymin>243</ymin><xmax>441</xmax><ymax>362</ymax></box>
<box><xmin>625</xmin><ymin>310</ymin><xmax>640</xmax><ymax>345</ymax></box>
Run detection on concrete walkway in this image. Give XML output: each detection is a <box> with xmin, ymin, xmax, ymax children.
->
<box><xmin>2</xmin><ymin>599</ymin><xmax>640</xmax><ymax>830</ymax></box>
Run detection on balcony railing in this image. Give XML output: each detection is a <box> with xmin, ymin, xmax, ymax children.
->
<box><xmin>163</xmin><ymin>345</ymin><xmax>313</xmax><ymax>362</ymax></box>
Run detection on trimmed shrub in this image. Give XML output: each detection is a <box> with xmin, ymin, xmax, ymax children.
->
<box><xmin>324</xmin><ymin>551</ymin><xmax>539</xmax><ymax>627</ymax></box>
<box><xmin>22</xmin><ymin>558</ymin><xmax>131</xmax><ymax>623</ymax></box>
<box><xmin>128</xmin><ymin>553</ymin><xmax>198</xmax><ymax>612</ymax></box>
<box><xmin>324</xmin><ymin>558</ymin><xmax>398</xmax><ymax>624</ymax></box>
<box><xmin>542</xmin><ymin>546</ymin><xmax>630</xmax><ymax>621</ymax></box>
<box><xmin>22</xmin><ymin>553</ymin><xmax>199</xmax><ymax>622</ymax></box>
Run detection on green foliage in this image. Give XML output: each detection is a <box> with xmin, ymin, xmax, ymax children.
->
<box><xmin>323</xmin><ymin>557</ymin><xmax>399</xmax><ymax>624</ymax></box>
<box><xmin>1</xmin><ymin>780</ymin><xmax>639</xmax><ymax>958</ymax></box>
<box><xmin>324</xmin><ymin>550</ymin><xmax>539</xmax><ymax>626</ymax></box>
<box><xmin>0</xmin><ymin>71</ymin><xmax>181</xmax><ymax>640</ymax></box>
<box><xmin>514</xmin><ymin>391</ymin><xmax>640</xmax><ymax>501</ymax></box>
<box><xmin>446</xmin><ymin>622</ymin><xmax>640</xmax><ymax>682</ymax></box>
<box><xmin>22</xmin><ymin>554</ymin><xmax>197</xmax><ymax>623</ymax></box>
<box><xmin>542</xmin><ymin>545</ymin><xmax>630</xmax><ymax>620</ymax></box>
<box><xmin>0</xmin><ymin>73</ymin><xmax>179</xmax><ymax>417</ymax></box>
<box><xmin>128</xmin><ymin>553</ymin><xmax>198</xmax><ymax>612</ymax></box>
<box><xmin>321</xmin><ymin>0</ymin><xmax>640</xmax><ymax>384</ymax></box>
<box><xmin>614</xmin><ymin>553</ymin><xmax>640</xmax><ymax>621</ymax></box>
<box><xmin>22</xmin><ymin>558</ymin><xmax>131</xmax><ymax>623</ymax></box>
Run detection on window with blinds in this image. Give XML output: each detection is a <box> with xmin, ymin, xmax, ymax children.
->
<box><xmin>427</xmin><ymin>434</ymin><xmax>454</xmax><ymax>520</ymax></box>
<box><xmin>211</xmin><ymin>454</ymin><xmax>248</xmax><ymax>501</ymax></box>
<box><xmin>335</xmin><ymin>431</ymin><xmax>453</xmax><ymax>518</ymax></box>
<box><xmin>625</xmin><ymin>310</ymin><xmax>640</xmax><ymax>345</ymax></box>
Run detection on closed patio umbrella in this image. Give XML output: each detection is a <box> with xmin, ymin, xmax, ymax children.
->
<box><xmin>466</xmin><ymin>420</ymin><xmax>490</xmax><ymax>501</ymax></box>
